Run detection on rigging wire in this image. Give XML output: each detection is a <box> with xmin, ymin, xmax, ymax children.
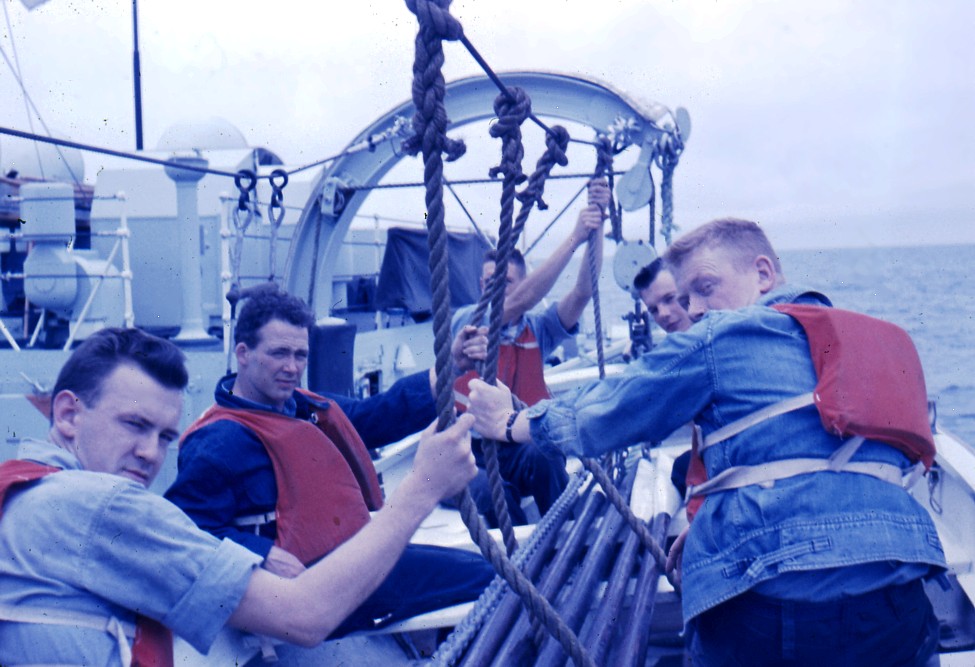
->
<box><xmin>357</xmin><ymin>170</ymin><xmax>623</xmax><ymax>191</ymax></box>
<box><xmin>444</xmin><ymin>179</ymin><xmax>494</xmax><ymax>248</ymax></box>
<box><xmin>0</xmin><ymin>5</ymin><xmax>41</xmax><ymax>178</ymax></box>
<box><xmin>0</xmin><ymin>44</ymin><xmax>85</xmax><ymax>191</ymax></box>
<box><xmin>0</xmin><ymin>125</ymin><xmax>242</xmax><ymax>178</ymax></box>
<box><xmin>457</xmin><ymin>35</ymin><xmax>598</xmax><ymax>149</ymax></box>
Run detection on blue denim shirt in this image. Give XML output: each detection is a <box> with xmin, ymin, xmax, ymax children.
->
<box><xmin>527</xmin><ymin>285</ymin><xmax>946</xmax><ymax>621</ymax></box>
<box><xmin>0</xmin><ymin>439</ymin><xmax>262</xmax><ymax>666</ymax></box>
<box><xmin>452</xmin><ymin>300</ymin><xmax>578</xmax><ymax>363</ymax></box>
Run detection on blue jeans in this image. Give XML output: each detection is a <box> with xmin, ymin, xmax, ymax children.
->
<box><xmin>470</xmin><ymin>437</ymin><xmax>568</xmax><ymax>520</ymax></box>
<box><xmin>689</xmin><ymin>579</ymin><xmax>939</xmax><ymax>666</ymax></box>
<box><xmin>331</xmin><ymin>544</ymin><xmax>494</xmax><ymax>637</ymax></box>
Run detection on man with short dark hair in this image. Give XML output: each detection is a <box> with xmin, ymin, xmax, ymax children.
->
<box><xmin>469</xmin><ymin>218</ymin><xmax>945</xmax><ymax>665</ymax></box>
<box><xmin>0</xmin><ymin>327</ymin><xmax>479</xmax><ymax>664</ymax></box>
<box><xmin>166</xmin><ymin>285</ymin><xmax>493</xmax><ymax>633</ymax></box>
<box><xmin>450</xmin><ymin>179</ymin><xmax>609</xmax><ymax>524</ymax></box>
<box><xmin>633</xmin><ymin>257</ymin><xmax>692</xmax><ymax>335</ymax></box>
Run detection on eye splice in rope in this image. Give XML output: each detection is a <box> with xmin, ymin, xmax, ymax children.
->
<box><xmin>266</xmin><ymin>168</ymin><xmax>289</xmax><ymax>282</ymax></box>
<box><xmin>226</xmin><ymin>170</ymin><xmax>258</xmax><ymax>374</ymax></box>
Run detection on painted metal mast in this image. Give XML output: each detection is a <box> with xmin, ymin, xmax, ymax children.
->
<box><xmin>132</xmin><ymin>0</ymin><xmax>144</xmax><ymax>150</ymax></box>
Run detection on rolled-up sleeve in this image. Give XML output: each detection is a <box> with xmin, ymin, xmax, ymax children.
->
<box><xmin>16</xmin><ymin>472</ymin><xmax>263</xmax><ymax>653</ymax></box>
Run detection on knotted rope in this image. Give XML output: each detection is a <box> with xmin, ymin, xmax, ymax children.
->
<box><xmin>466</xmin><ymin>116</ymin><xmax>571</xmax><ymax>554</ymax></box>
<box><xmin>403</xmin><ymin>2</ymin><xmax>594</xmax><ymax>664</ymax></box>
<box><xmin>475</xmin><ymin>86</ymin><xmax>532</xmax><ymax>556</ymax></box>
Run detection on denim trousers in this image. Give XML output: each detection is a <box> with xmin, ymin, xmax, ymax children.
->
<box><xmin>331</xmin><ymin>543</ymin><xmax>495</xmax><ymax>637</ymax></box>
<box><xmin>689</xmin><ymin>579</ymin><xmax>940</xmax><ymax>666</ymax></box>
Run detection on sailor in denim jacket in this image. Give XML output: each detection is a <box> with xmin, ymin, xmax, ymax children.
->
<box><xmin>468</xmin><ymin>218</ymin><xmax>946</xmax><ymax>665</ymax></box>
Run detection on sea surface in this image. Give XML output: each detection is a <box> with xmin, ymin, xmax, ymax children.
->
<box><xmin>552</xmin><ymin>244</ymin><xmax>975</xmax><ymax>446</ymax></box>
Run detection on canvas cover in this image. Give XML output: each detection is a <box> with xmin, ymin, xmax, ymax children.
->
<box><xmin>375</xmin><ymin>227</ymin><xmax>491</xmax><ymax>319</ymax></box>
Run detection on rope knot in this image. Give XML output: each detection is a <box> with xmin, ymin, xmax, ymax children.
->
<box><xmin>594</xmin><ymin>136</ymin><xmax>614</xmax><ymax>179</ymax></box>
<box><xmin>404</xmin><ymin>0</ymin><xmax>464</xmax><ymax>41</ymax></box>
<box><xmin>516</xmin><ymin>125</ymin><xmax>570</xmax><ymax>210</ymax></box>
<box><xmin>400</xmin><ymin>0</ymin><xmax>467</xmax><ymax>162</ymax></box>
<box><xmin>487</xmin><ymin>87</ymin><xmax>530</xmax><ymax>183</ymax></box>
<box><xmin>489</xmin><ymin>87</ymin><xmax>532</xmax><ymax>139</ymax></box>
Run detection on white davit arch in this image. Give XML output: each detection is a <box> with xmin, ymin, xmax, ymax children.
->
<box><xmin>284</xmin><ymin>71</ymin><xmax>682</xmax><ymax>315</ymax></box>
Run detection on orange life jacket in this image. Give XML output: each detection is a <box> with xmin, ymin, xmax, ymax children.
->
<box><xmin>684</xmin><ymin>305</ymin><xmax>935</xmax><ymax>511</ymax></box>
<box><xmin>182</xmin><ymin>389</ymin><xmax>383</xmax><ymax>565</ymax></box>
<box><xmin>454</xmin><ymin>324</ymin><xmax>551</xmax><ymax>411</ymax></box>
<box><xmin>0</xmin><ymin>459</ymin><xmax>174</xmax><ymax>667</ymax></box>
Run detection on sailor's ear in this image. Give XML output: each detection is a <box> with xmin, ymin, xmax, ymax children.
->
<box><xmin>754</xmin><ymin>255</ymin><xmax>776</xmax><ymax>294</ymax></box>
<box><xmin>234</xmin><ymin>341</ymin><xmax>250</xmax><ymax>366</ymax></box>
<box><xmin>51</xmin><ymin>390</ymin><xmax>82</xmax><ymax>437</ymax></box>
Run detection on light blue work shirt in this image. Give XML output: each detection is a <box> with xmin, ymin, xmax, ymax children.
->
<box><xmin>452</xmin><ymin>300</ymin><xmax>578</xmax><ymax>365</ymax></box>
<box><xmin>0</xmin><ymin>438</ymin><xmax>262</xmax><ymax>666</ymax></box>
<box><xmin>527</xmin><ymin>285</ymin><xmax>946</xmax><ymax>622</ymax></box>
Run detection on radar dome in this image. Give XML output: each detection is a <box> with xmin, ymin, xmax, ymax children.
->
<box><xmin>0</xmin><ymin>133</ymin><xmax>85</xmax><ymax>183</ymax></box>
<box><xmin>156</xmin><ymin>117</ymin><xmax>248</xmax><ymax>151</ymax></box>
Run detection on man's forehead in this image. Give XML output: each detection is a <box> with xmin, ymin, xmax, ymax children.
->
<box><xmin>99</xmin><ymin>364</ymin><xmax>184</xmax><ymax>419</ymax></box>
<box><xmin>256</xmin><ymin>319</ymin><xmax>310</xmax><ymax>345</ymax></box>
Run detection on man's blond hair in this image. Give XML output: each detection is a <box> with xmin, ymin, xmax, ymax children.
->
<box><xmin>664</xmin><ymin>218</ymin><xmax>782</xmax><ymax>275</ymax></box>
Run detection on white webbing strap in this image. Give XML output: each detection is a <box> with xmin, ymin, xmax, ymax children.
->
<box><xmin>687</xmin><ymin>455</ymin><xmax>909</xmax><ymax>499</ymax></box>
<box><xmin>702</xmin><ymin>392</ymin><xmax>816</xmax><ymax>452</ymax></box>
<box><xmin>233</xmin><ymin>511</ymin><xmax>277</xmax><ymax>527</ymax></box>
<box><xmin>453</xmin><ymin>390</ymin><xmax>471</xmax><ymax>409</ymax></box>
<box><xmin>0</xmin><ymin>602</ymin><xmax>135</xmax><ymax>666</ymax></box>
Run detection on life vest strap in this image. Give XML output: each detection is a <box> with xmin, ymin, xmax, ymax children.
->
<box><xmin>233</xmin><ymin>511</ymin><xmax>277</xmax><ymax>528</ymax></box>
<box><xmin>687</xmin><ymin>445</ymin><xmax>926</xmax><ymax>500</ymax></box>
<box><xmin>702</xmin><ymin>392</ymin><xmax>815</xmax><ymax>452</ymax></box>
<box><xmin>0</xmin><ymin>602</ymin><xmax>135</xmax><ymax>666</ymax></box>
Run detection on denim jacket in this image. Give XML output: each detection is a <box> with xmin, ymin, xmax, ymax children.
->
<box><xmin>527</xmin><ymin>285</ymin><xmax>946</xmax><ymax>621</ymax></box>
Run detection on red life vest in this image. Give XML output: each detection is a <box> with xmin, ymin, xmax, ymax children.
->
<box><xmin>182</xmin><ymin>389</ymin><xmax>383</xmax><ymax>565</ymax></box>
<box><xmin>454</xmin><ymin>324</ymin><xmax>551</xmax><ymax>411</ymax></box>
<box><xmin>0</xmin><ymin>459</ymin><xmax>174</xmax><ymax>667</ymax></box>
<box><xmin>684</xmin><ymin>305</ymin><xmax>935</xmax><ymax>512</ymax></box>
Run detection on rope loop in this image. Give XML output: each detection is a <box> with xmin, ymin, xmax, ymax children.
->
<box><xmin>266</xmin><ymin>169</ymin><xmax>288</xmax><ymax>229</ymax></box>
<box><xmin>266</xmin><ymin>169</ymin><xmax>289</xmax><ymax>282</ymax></box>
<box><xmin>401</xmin><ymin>0</ymin><xmax>467</xmax><ymax>163</ymax></box>
<box><xmin>233</xmin><ymin>169</ymin><xmax>258</xmax><ymax>211</ymax></box>
<box><xmin>404</xmin><ymin>0</ymin><xmax>464</xmax><ymax>41</ymax></box>
<box><xmin>487</xmin><ymin>87</ymin><xmax>531</xmax><ymax>185</ymax></box>
<box><xmin>516</xmin><ymin>124</ymin><xmax>569</xmax><ymax>211</ymax></box>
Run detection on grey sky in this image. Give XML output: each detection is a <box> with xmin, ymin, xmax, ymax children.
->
<box><xmin>1</xmin><ymin>0</ymin><xmax>973</xmax><ymax>249</ymax></box>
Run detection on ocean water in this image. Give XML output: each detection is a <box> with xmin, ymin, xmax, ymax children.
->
<box><xmin>553</xmin><ymin>244</ymin><xmax>975</xmax><ymax>446</ymax></box>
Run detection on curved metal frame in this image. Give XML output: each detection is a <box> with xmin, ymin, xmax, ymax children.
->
<box><xmin>284</xmin><ymin>71</ymin><xmax>679</xmax><ymax>315</ymax></box>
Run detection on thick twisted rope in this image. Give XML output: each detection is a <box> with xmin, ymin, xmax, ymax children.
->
<box><xmin>463</xmin><ymin>121</ymin><xmax>571</xmax><ymax>556</ymax></box>
<box><xmin>402</xmin><ymin>0</ymin><xmax>466</xmax><ymax>427</ymax></box>
<box><xmin>476</xmin><ymin>86</ymin><xmax>532</xmax><ymax>556</ymax></box>
<box><xmin>403</xmin><ymin>3</ymin><xmax>593</xmax><ymax>664</ymax></box>
<box><xmin>432</xmin><ymin>473</ymin><xmax>590</xmax><ymax>666</ymax></box>
<box><xmin>579</xmin><ymin>139</ymin><xmax>679</xmax><ymax>590</ymax></box>
<box><xmin>588</xmin><ymin>138</ymin><xmax>614</xmax><ymax>379</ymax></box>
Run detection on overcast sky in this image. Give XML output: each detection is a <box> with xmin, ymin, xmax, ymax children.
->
<box><xmin>1</xmin><ymin>0</ymin><xmax>973</xmax><ymax>250</ymax></box>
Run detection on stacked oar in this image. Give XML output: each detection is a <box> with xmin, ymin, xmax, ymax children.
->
<box><xmin>436</xmin><ymin>450</ymin><xmax>685</xmax><ymax>666</ymax></box>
